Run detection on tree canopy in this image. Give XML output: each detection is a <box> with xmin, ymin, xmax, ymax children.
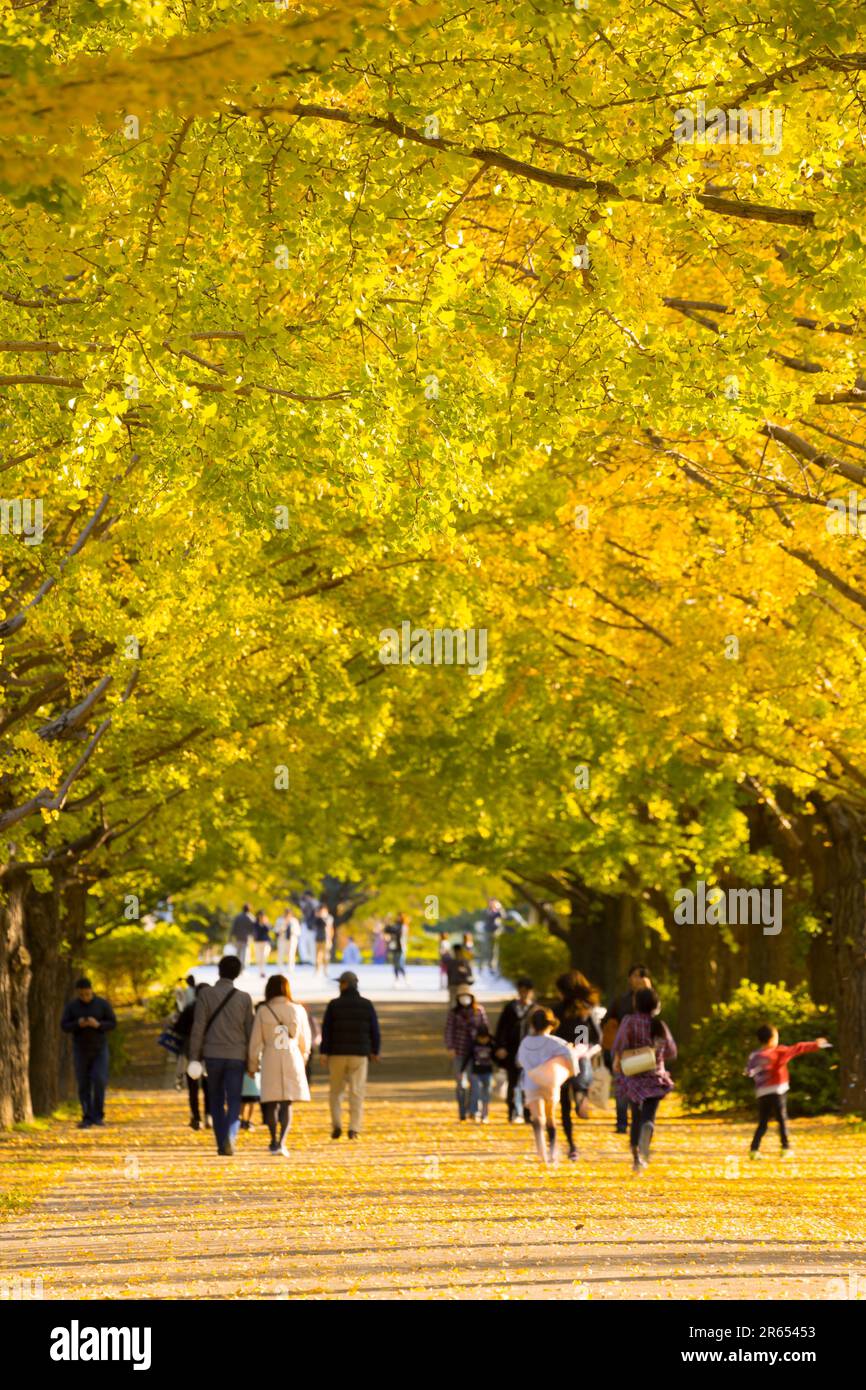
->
<box><xmin>4</xmin><ymin>0</ymin><xmax>866</xmax><ymax>1120</ymax></box>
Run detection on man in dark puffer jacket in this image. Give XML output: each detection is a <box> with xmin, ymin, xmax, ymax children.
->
<box><xmin>320</xmin><ymin>971</ymin><xmax>381</xmax><ymax>1139</ymax></box>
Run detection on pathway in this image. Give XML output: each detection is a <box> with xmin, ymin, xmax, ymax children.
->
<box><xmin>2</xmin><ymin>1002</ymin><xmax>865</xmax><ymax>1300</ymax></box>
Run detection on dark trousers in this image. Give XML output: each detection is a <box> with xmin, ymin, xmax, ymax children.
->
<box><xmin>504</xmin><ymin>1061</ymin><xmax>528</xmax><ymax>1121</ymax></box>
<box><xmin>751</xmin><ymin>1092</ymin><xmax>790</xmax><ymax>1150</ymax></box>
<box><xmin>187</xmin><ymin>1074</ymin><xmax>210</xmax><ymax>1123</ymax></box>
<box><xmin>206</xmin><ymin>1057</ymin><xmax>245</xmax><ymax>1151</ymax></box>
<box><xmin>560</xmin><ymin>1078</ymin><xmax>584</xmax><ymax>1149</ymax></box>
<box><xmin>615</xmin><ymin>1092</ymin><xmax>629</xmax><ymax>1132</ymax></box>
<box><xmin>263</xmin><ymin>1100</ymin><xmax>292</xmax><ymax>1145</ymax></box>
<box><xmin>629</xmin><ymin>1095</ymin><xmax>662</xmax><ymax>1151</ymax></box>
<box><xmin>74</xmin><ymin>1046</ymin><xmax>109</xmax><ymax>1123</ymax></box>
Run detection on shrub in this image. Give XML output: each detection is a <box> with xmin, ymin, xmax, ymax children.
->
<box><xmin>85</xmin><ymin>923</ymin><xmax>204</xmax><ymax>1004</ymax></box>
<box><xmin>678</xmin><ymin>979</ymin><xmax>837</xmax><ymax>1116</ymax></box>
<box><xmin>497</xmin><ymin>923</ymin><xmax>570</xmax><ymax>998</ymax></box>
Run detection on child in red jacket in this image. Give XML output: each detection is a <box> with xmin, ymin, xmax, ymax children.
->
<box><xmin>746</xmin><ymin>1024</ymin><xmax>830</xmax><ymax>1157</ymax></box>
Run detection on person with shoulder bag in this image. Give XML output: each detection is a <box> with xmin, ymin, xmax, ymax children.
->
<box><xmin>247</xmin><ymin>974</ymin><xmax>312</xmax><ymax>1155</ymax></box>
<box><xmin>188</xmin><ymin>956</ymin><xmax>254</xmax><ymax>1156</ymax></box>
<box><xmin>611</xmin><ymin>986</ymin><xmax>677</xmax><ymax>1173</ymax></box>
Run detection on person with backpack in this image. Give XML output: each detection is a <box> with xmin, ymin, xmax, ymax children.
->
<box><xmin>247</xmin><ymin>974</ymin><xmax>312</xmax><ymax>1155</ymax></box>
<box><xmin>188</xmin><ymin>956</ymin><xmax>254</xmax><ymax>1156</ymax></box>
<box><xmin>494</xmin><ymin>976</ymin><xmax>535</xmax><ymax>1122</ymax></box>
<box><xmin>444</xmin><ymin>990</ymin><xmax>489</xmax><ymax>1120</ymax></box>
<box><xmin>611</xmin><ymin>986</ymin><xmax>677</xmax><ymax>1173</ymax></box>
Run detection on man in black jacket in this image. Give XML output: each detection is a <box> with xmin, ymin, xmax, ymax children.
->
<box><xmin>494</xmin><ymin>976</ymin><xmax>534</xmax><ymax>1122</ymax></box>
<box><xmin>61</xmin><ymin>978</ymin><xmax>117</xmax><ymax>1129</ymax></box>
<box><xmin>320</xmin><ymin>971</ymin><xmax>381</xmax><ymax>1139</ymax></box>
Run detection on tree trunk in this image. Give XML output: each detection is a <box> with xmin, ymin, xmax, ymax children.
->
<box><xmin>816</xmin><ymin>799</ymin><xmax>866</xmax><ymax>1112</ymax></box>
<box><xmin>0</xmin><ymin>868</ymin><xmax>33</xmax><ymax>1126</ymax></box>
<box><xmin>673</xmin><ymin>916</ymin><xmax>720</xmax><ymax>1041</ymax></box>
<box><xmin>26</xmin><ymin>870</ymin><xmax>80</xmax><ymax>1116</ymax></box>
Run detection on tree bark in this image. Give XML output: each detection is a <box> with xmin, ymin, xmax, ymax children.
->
<box><xmin>0</xmin><ymin>868</ymin><xmax>33</xmax><ymax>1126</ymax></box>
<box><xmin>814</xmin><ymin>798</ymin><xmax>866</xmax><ymax>1112</ymax></box>
<box><xmin>25</xmin><ymin>871</ymin><xmax>87</xmax><ymax>1115</ymax></box>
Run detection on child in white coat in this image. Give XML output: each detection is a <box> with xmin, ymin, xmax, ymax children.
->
<box><xmin>517</xmin><ymin>1007</ymin><xmax>580</xmax><ymax>1164</ymax></box>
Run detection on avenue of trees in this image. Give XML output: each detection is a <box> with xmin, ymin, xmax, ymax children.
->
<box><xmin>3</xmin><ymin>1</ymin><xmax>866</xmax><ymax>1119</ymax></box>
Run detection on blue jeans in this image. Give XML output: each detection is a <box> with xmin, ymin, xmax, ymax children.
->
<box><xmin>74</xmin><ymin>1045</ymin><xmax>109</xmax><ymax>1123</ymax></box>
<box><xmin>206</xmin><ymin>1057</ymin><xmax>245</xmax><ymax>1150</ymax></box>
<box><xmin>470</xmin><ymin>1072</ymin><xmax>491</xmax><ymax>1119</ymax></box>
<box><xmin>453</xmin><ymin>1058</ymin><xmax>470</xmax><ymax>1118</ymax></box>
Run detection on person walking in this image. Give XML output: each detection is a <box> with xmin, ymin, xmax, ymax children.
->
<box><xmin>444</xmin><ymin>990</ymin><xmax>489</xmax><ymax>1120</ymax></box>
<box><xmin>746</xmin><ymin>1024</ymin><xmax>831</xmax><ymax>1158</ymax></box>
<box><xmin>601</xmin><ymin>963</ymin><xmax>652</xmax><ymax>1134</ymax></box>
<box><xmin>480</xmin><ymin>898</ymin><xmax>504</xmax><ymax>975</ymax></box>
<box><xmin>444</xmin><ymin>943</ymin><xmax>475</xmax><ymax>1007</ymax></box>
<box><xmin>467</xmin><ymin>1025</ymin><xmax>496</xmax><ymax>1122</ymax></box>
<box><xmin>231</xmin><ymin>903</ymin><xmax>255</xmax><ymax>969</ymax></box>
<box><xmin>61</xmin><ymin>977</ymin><xmax>117</xmax><ymax>1129</ymax></box>
<box><xmin>611</xmin><ymin>987</ymin><xmax>677</xmax><ymax>1173</ymax></box>
<box><xmin>554</xmin><ymin>970</ymin><xmax>603</xmax><ymax>1160</ymax></box>
<box><xmin>253</xmin><ymin>910</ymin><xmax>272</xmax><ymax>976</ymax></box>
<box><xmin>273</xmin><ymin>908</ymin><xmax>301</xmax><ymax>970</ymax></box>
<box><xmin>494</xmin><ymin>976</ymin><xmax>535</xmax><ymax>1122</ymax></box>
<box><xmin>247</xmin><ymin>974</ymin><xmax>312</xmax><ymax>1155</ymax></box>
<box><xmin>438</xmin><ymin>933</ymin><xmax>450</xmax><ymax>990</ymax></box>
<box><xmin>516</xmin><ymin>1007</ymin><xmax>577</xmax><ymax>1164</ymax></box>
<box><xmin>320</xmin><ymin>971</ymin><xmax>381</xmax><ymax>1139</ymax></box>
<box><xmin>188</xmin><ymin>956</ymin><xmax>254</xmax><ymax>1156</ymax></box>
<box><xmin>313</xmin><ymin>905</ymin><xmax>333</xmax><ymax>979</ymax></box>
<box><xmin>387</xmin><ymin>912</ymin><xmax>409</xmax><ymax>985</ymax></box>
<box><xmin>175</xmin><ymin>983</ymin><xmax>211</xmax><ymax>1130</ymax></box>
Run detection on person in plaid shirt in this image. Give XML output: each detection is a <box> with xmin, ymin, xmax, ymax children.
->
<box><xmin>746</xmin><ymin>1024</ymin><xmax>830</xmax><ymax>1157</ymax></box>
<box><xmin>445</xmin><ymin>991</ymin><xmax>489</xmax><ymax>1120</ymax></box>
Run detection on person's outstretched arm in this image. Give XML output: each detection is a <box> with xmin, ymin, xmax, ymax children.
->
<box><xmin>778</xmin><ymin>1039</ymin><xmax>827</xmax><ymax>1065</ymax></box>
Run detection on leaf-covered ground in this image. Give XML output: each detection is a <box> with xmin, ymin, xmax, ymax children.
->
<box><xmin>1</xmin><ymin>1003</ymin><xmax>865</xmax><ymax>1300</ymax></box>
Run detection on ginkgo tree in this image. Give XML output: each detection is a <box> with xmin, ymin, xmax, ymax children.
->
<box><xmin>4</xmin><ymin>0</ymin><xmax>866</xmax><ymax>1123</ymax></box>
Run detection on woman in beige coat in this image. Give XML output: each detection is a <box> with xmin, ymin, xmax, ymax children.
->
<box><xmin>247</xmin><ymin>974</ymin><xmax>311</xmax><ymax>1155</ymax></box>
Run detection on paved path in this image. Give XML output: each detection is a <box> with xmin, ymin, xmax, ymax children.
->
<box><xmin>191</xmin><ymin>961</ymin><xmax>510</xmax><ymax>1004</ymax></box>
<box><xmin>2</xmin><ymin>1003</ymin><xmax>865</xmax><ymax>1300</ymax></box>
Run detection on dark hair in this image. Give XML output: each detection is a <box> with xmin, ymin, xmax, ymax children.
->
<box><xmin>75</xmin><ymin>977</ymin><xmax>92</xmax><ymax>990</ymax></box>
<box><xmin>186</xmin><ymin>974</ymin><xmax>195</xmax><ymax>986</ymax></box>
<box><xmin>555</xmin><ymin>969</ymin><xmax>600</xmax><ymax>1009</ymax></box>
<box><xmin>265</xmin><ymin>974</ymin><xmax>291</xmax><ymax>1002</ymax></box>
<box><xmin>218</xmin><ymin>956</ymin><xmax>243</xmax><ymax>980</ymax></box>
<box><xmin>635</xmin><ymin>986</ymin><xmax>666</xmax><ymax>1040</ymax></box>
<box><xmin>530</xmin><ymin>1006</ymin><xmax>556</xmax><ymax>1033</ymax></box>
<box><xmin>453</xmin><ymin>944</ymin><xmax>463</xmax><ymax>955</ymax></box>
<box><xmin>628</xmin><ymin>963</ymin><xmax>649</xmax><ymax>977</ymax></box>
<box><xmin>516</xmin><ymin>976</ymin><xmax>534</xmax><ymax>990</ymax></box>
<box><xmin>756</xmin><ymin>1024</ymin><xmax>775</xmax><ymax>1044</ymax></box>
